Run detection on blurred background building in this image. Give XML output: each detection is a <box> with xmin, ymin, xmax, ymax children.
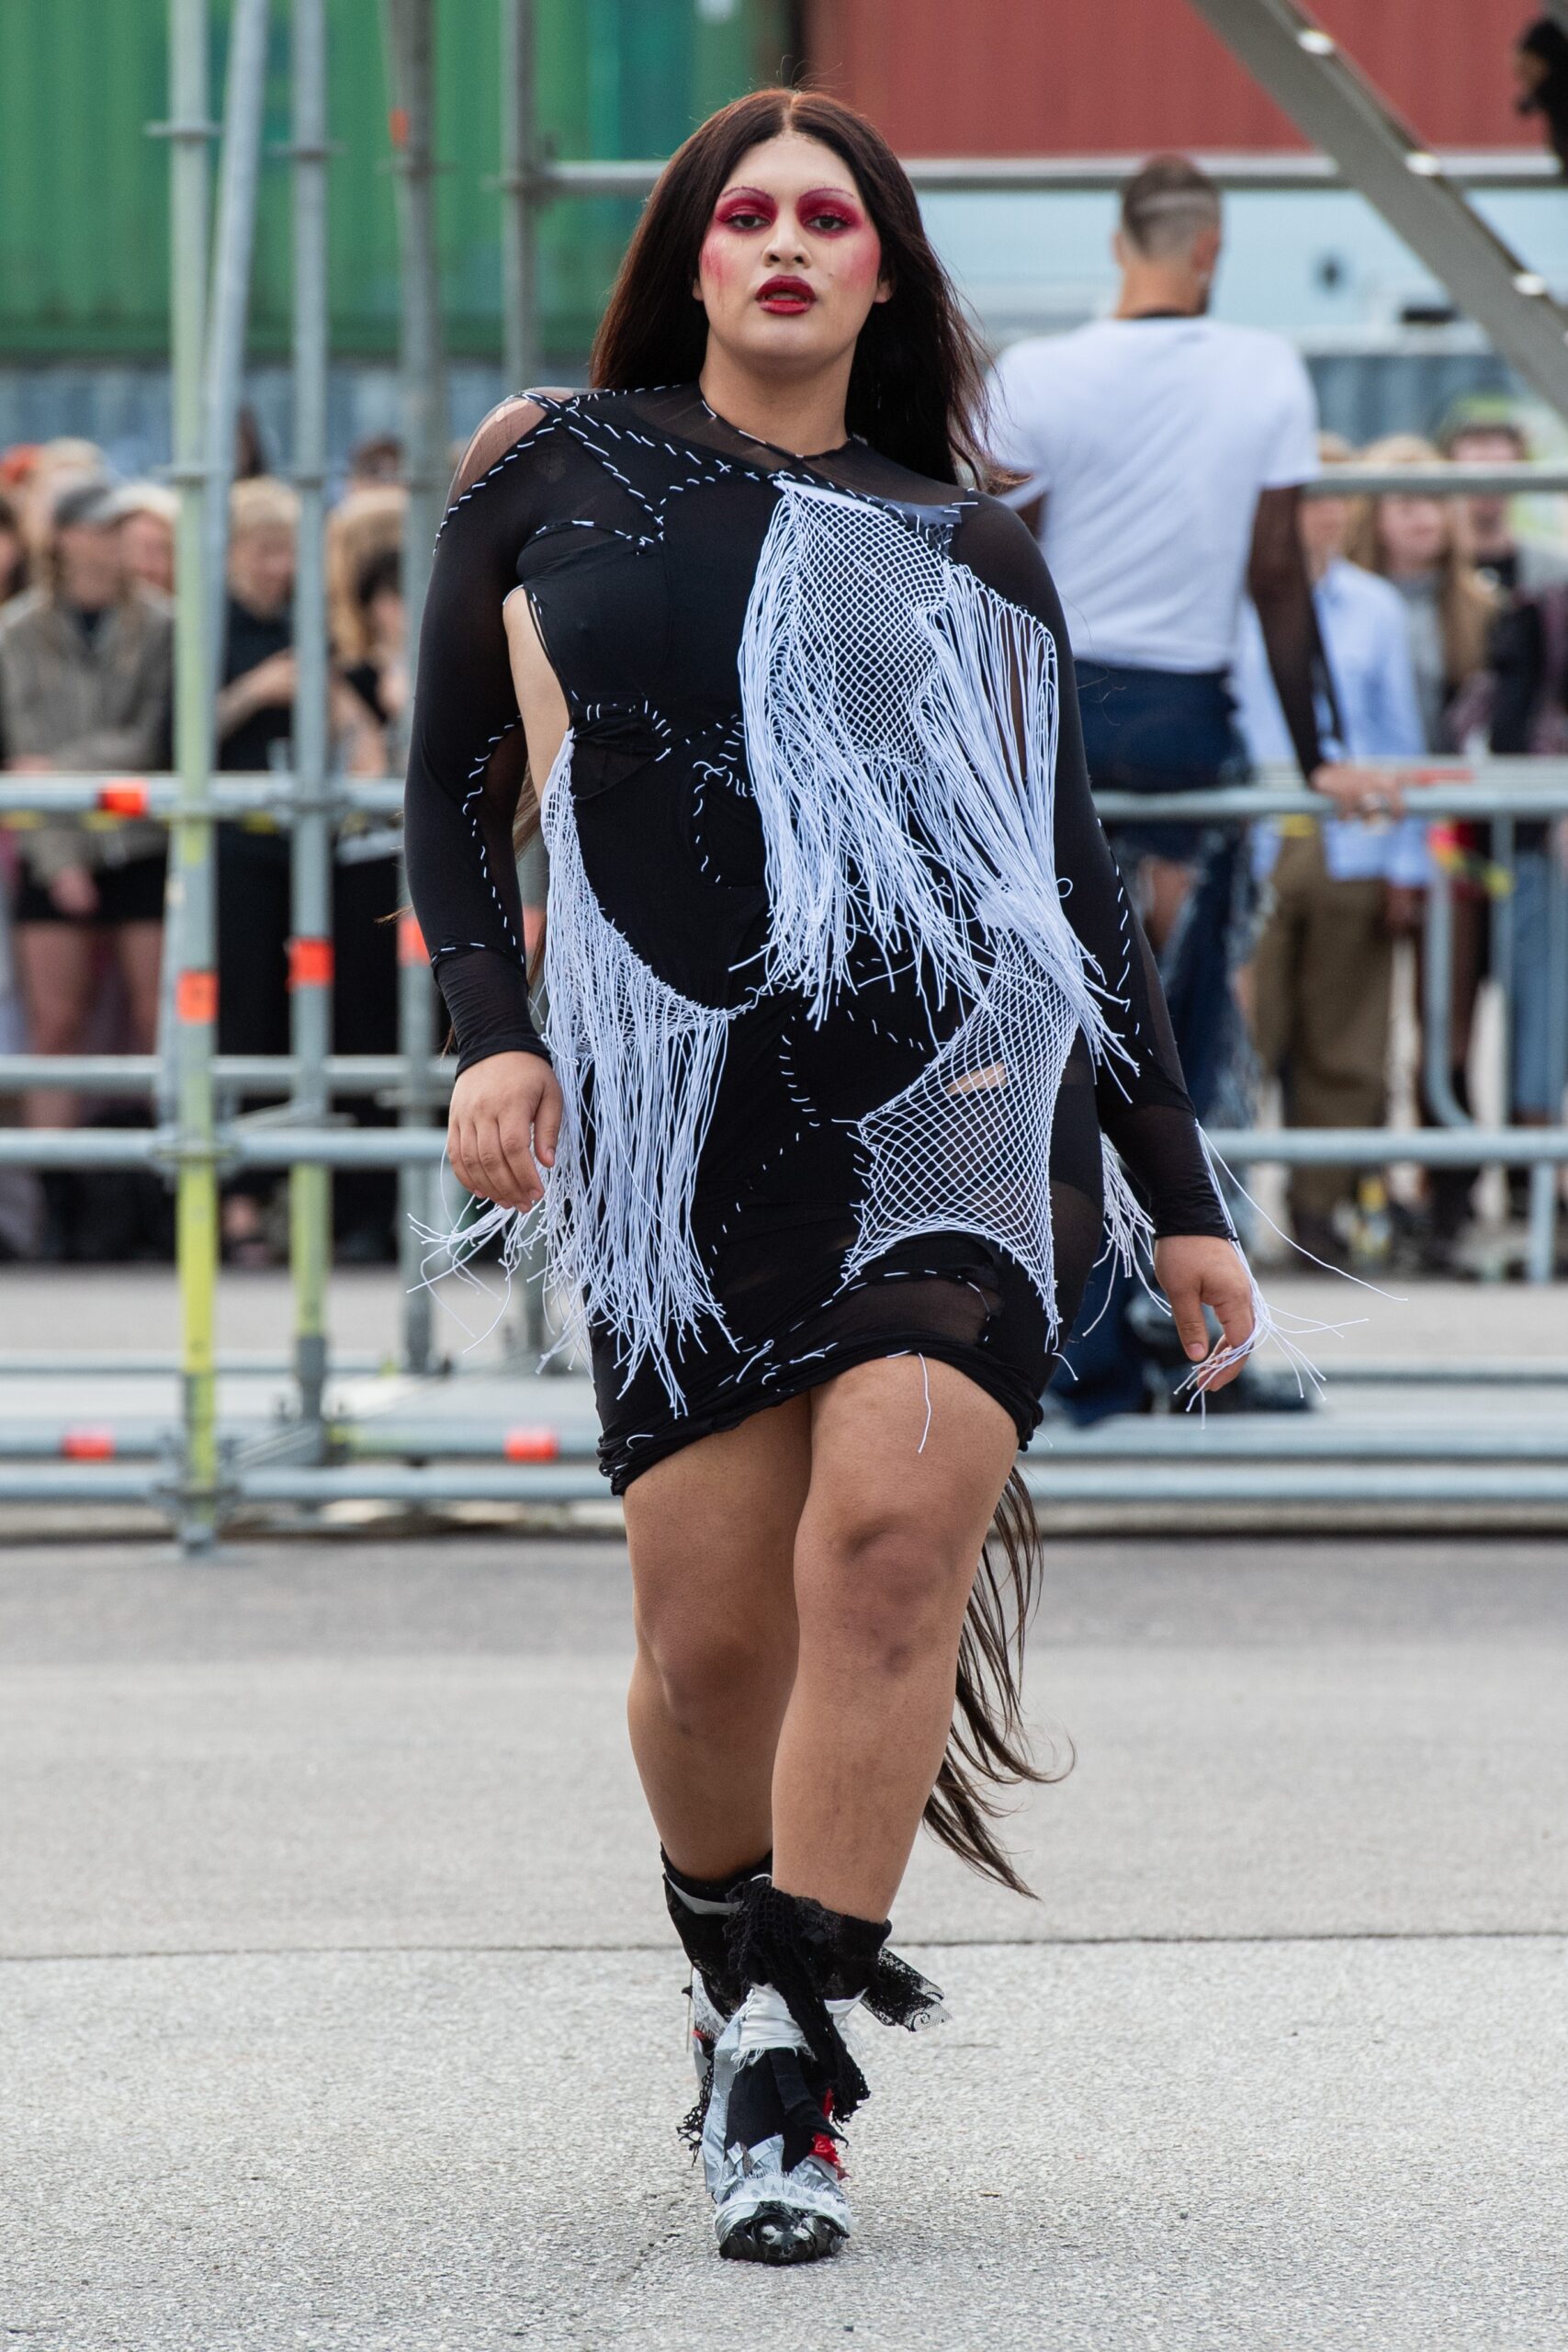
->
<box><xmin>1</xmin><ymin>0</ymin><xmax>1562</xmax><ymax>474</ymax></box>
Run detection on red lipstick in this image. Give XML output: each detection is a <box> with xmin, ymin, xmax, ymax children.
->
<box><xmin>757</xmin><ymin>275</ymin><xmax>815</xmax><ymax>314</ymax></box>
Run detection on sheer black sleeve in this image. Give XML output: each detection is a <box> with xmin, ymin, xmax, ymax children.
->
<box><xmin>402</xmin><ymin>396</ymin><xmax>552</xmax><ymax>1073</ymax></box>
<box><xmin>953</xmin><ymin>498</ymin><xmax>1232</xmax><ymax>1240</ymax></box>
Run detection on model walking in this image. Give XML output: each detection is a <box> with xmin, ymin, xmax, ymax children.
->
<box><xmin>405</xmin><ymin>89</ymin><xmax>1257</xmax><ymax>2265</ymax></box>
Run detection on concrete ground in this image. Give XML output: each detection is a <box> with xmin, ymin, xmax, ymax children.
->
<box><xmin>3</xmin><ymin>1533</ymin><xmax>1565</xmax><ymax>2351</ymax></box>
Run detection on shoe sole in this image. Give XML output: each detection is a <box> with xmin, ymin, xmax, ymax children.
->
<box><xmin>717</xmin><ymin>2203</ymin><xmax>845</xmax><ymax>2265</ymax></box>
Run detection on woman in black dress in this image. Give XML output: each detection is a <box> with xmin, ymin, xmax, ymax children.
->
<box><xmin>405</xmin><ymin>90</ymin><xmax>1257</xmax><ymax>2264</ymax></box>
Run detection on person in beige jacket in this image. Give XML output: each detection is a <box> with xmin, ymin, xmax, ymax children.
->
<box><xmin>1</xmin><ymin>478</ymin><xmax>173</xmax><ymax>1131</ymax></box>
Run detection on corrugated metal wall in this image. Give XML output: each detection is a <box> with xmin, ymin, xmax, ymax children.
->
<box><xmin>802</xmin><ymin>0</ymin><xmax>1535</xmax><ymax>155</ymax></box>
<box><xmin>0</xmin><ymin>0</ymin><xmax>790</xmax><ymax>361</ymax></box>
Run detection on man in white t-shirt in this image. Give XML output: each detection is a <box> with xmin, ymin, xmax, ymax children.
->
<box><xmin>988</xmin><ymin>154</ymin><xmax>1376</xmax><ymax>971</ymax></box>
<box><xmin>989</xmin><ymin>155</ymin><xmax>1382</xmax><ymax>1415</ymax></box>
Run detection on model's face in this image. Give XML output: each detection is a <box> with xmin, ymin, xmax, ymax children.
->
<box><xmin>119</xmin><ymin>511</ymin><xmax>175</xmax><ymax>594</ymax></box>
<box><xmin>229</xmin><ymin>522</ymin><xmax>295</xmax><ymax>614</ymax></box>
<box><xmin>694</xmin><ymin>132</ymin><xmax>891</xmax><ymax>387</ymax></box>
<box><xmin>1377</xmin><ymin>492</ymin><xmax>1449</xmax><ymax>575</ymax></box>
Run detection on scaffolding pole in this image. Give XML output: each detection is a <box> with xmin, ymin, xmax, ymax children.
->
<box><xmin>164</xmin><ymin>0</ymin><xmax>221</xmax><ymax>1551</ymax></box>
<box><xmin>382</xmin><ymin>0</ymin><xmax>445</xmax><ymax>1374</ymax></box>
<box><xmin>500</xmin><ymin>0</ymin><xmax>539</xmax><ymax>396</ymax></box>
<box><xmin>288</xmin><ymin>0</ymin><xmax>333</xmax><ymax>1454</ymax></box>
<box><xmin>1183</xmin><ymin>0</ymin><xmax>1568</xmax><ymax>424</ymax></box>
<box><xmin>202</xmin><ymin>0</ymin><xmax>271</xmax><ymax>712</ymax></box>
<box><xmin>539</xmin><ymin>151</ymin><xmax>1559</xmax><ymax>198</ymax></box>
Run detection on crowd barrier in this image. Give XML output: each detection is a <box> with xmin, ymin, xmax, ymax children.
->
<box><xmin>1</xmin><ymin>755</ymin><xmax>1566</xmax><ymax>1538</ymax></box>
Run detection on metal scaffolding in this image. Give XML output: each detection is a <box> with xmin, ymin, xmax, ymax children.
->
<box><xmin>4</xmin><ymin>0</ymin><xmax>1568</xmax><ymax>1538</ymax></box>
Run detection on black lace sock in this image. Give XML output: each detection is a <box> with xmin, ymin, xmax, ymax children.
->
<box><xmin>662</xmin><ymin>1849</ymin><xmax>772</xmax><ymax>2018</ymax></box>
<box><xmin>728</xmin><ymin>1880</ymin><xmax>945</xmax><ymax>2124</ymax></box>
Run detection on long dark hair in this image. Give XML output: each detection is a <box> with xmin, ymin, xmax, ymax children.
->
<box><xmin>591</xmin><ymin>88</ymin><xmax>994</xmax><ymax>488</ymax></box>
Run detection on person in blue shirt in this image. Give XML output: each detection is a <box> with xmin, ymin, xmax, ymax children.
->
<box><xmin>1234</xmin><ymin>434</ymin><xmax>1427</xmax><ymax>1264</ymax></box>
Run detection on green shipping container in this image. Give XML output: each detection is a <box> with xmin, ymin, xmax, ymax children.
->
<box><xmin>0</xmin><ymin>0</ymin><xmax>795</xmax><ymax>362</ymax></box>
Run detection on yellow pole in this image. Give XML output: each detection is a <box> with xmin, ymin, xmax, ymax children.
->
<box><xmin>167</xmin><ymin>0</ymin><xmax>220</xmax><ymax>1547</ymax></box>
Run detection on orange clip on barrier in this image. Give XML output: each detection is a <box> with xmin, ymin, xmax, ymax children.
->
<box><xmin>398</xmin><ymin>910</ymin><xmax>427</xmax><ymax>967</ymax></box>
<box><xmin>503</xmin><ymin>1427</ymin><xmax>560</xmax><ymax>1463</ymax></box>
<box><xmin>175</xmin><ymin>969</ymin><xmax>218</xmax><ymax>1024</ymax></box>
<box><xmin>62</xmin><ymin>1428</ymin><xmax>115</xmax><ymax>1461</ymax></box>
<box><xmin>97</xmin><ymin>779</ymin><xmax>150</xmax><ymax>818</ymax></box>
<box><xmin>288</xmin><ymin>936</ymin><xmax>334</xmax><ymax>989</ymax></box>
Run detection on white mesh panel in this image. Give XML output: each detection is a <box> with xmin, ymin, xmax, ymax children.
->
<box><xmin>843</xmin><ymin>933</ymin><xmax>1078</xmax><ymax>1330</ymax></box>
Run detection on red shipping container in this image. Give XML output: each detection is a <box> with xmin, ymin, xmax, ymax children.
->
<box><xmin>803</xmin><ymin>0</ymin><xmax>1536</xmax><ymax>156</ymax></box>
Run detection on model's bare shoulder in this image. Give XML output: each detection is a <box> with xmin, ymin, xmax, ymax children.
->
<box><xmin>446</xmin><ymin>390</ymin><xmax>575</xmax><ymax>504</ymax></box>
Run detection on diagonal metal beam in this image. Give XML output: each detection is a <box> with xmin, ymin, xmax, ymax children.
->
<box><xmin>1184</xmin><ymin>0</ymin><xmax>1568</xmax><ymax>422</ymax></box>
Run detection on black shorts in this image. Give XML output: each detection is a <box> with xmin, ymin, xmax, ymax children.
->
<box><xmin>12</xmin><ymin>852</ymin><xmax>167</xmax><ymax>927</ymax></box>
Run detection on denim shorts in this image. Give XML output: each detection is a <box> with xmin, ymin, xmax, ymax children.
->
<box><xmin>1077</xmin><ymin>663</ymin><xmax>1246</xmax><ymax>862</ymax></box>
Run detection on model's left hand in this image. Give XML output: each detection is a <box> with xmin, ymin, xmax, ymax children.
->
<box><xmin>1153</xmin><ymin>1234</ymin><xmax>1255</xmax><ymax>1395</ymax></box>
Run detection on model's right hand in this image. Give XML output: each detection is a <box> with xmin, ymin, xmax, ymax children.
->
<box><xmin>447</xmin><ymin>1051</ymin><xmax>563</xmax><ymax>1212</ymax></box>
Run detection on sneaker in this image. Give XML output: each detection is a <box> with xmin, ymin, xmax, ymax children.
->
<box><xmin>702</xmin><ymin>1986</ymin><xmax>852</xmax><ymax>2264</ymax></box>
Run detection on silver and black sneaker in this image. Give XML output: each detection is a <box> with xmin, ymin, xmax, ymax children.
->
<box><xmin>701</xmin><ymin>1985</ymin><xmax>852</xmax><ymax>2263</ymax></box>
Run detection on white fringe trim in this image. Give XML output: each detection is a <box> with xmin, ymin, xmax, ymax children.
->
<box><xmin>537</xmin><ymin>734</ymin><xmax>736</xmax><ymax>1405</ymax></box>
<box><xmin>739</xmin><ymin>482</ymin><xmax>1121</xmax><ymax>1066</ymax></box>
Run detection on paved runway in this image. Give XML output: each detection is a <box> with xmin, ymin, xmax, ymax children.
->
<box><xmin>4</xmin><ymin>1535</ymin><xmax>1565</xmax><ymax>2349</ymax></box>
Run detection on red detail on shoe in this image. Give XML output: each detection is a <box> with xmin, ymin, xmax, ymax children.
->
<box><xmin>810</xmin><ymin>2132</ymin><xmax>842</xmax><ymax>2173</ymax></box>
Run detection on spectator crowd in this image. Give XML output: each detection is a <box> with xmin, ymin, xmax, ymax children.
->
<box><xmin>1</xmin><ymin>385</ymin><xmax>1567</xmax><ymax>1278</ymax></box>
<box><xmin>0</xmin><ymin>419</ymin><xmax>417</xmax><ymax>1263</ymax></box>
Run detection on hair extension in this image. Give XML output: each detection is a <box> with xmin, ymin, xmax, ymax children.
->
<box><xmin>924</xmin><ymin>1467</ymin><xmax>1068</xmax><ymax>1898</ymax></box>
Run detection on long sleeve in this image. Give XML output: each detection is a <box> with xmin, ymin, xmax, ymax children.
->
<box><xmin>402</xmin><ymin>399</ymin><xmax>550</xmax><ymax>1071</ymax></box>
<box><xmin>953</xmin><ymin>498</ymin><xmax>1232</xmax><ymax>1240</ymax></box>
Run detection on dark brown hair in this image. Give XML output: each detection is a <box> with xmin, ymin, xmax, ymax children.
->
<box><xmin>590</xmin><ymin>87</ymin><xmax>993</xmax><ymax>487</ymax></box>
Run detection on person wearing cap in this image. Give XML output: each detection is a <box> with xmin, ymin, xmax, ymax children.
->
<box><xmin>0</xmin><ymin>476</ymin><xmax>172</xmax><ymax>1148</ymax></box>
<box><xmin>1438</xmin><ymin>409</ymin><xmax>1568</xmax><ymax>598</ymax></box>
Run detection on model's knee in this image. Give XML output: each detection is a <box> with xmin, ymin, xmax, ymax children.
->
<box><xmin>800</xmin><ymin>1514</ymin><xmax>963</xmax><ymax>1681</ymax></box>
<box><xmin>636</xmin><ymin>1613</ymin><xmax>777</xmax><ymax>1741</ymax></box>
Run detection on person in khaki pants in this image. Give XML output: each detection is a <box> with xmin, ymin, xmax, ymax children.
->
<box><xmin>1234</xmin><ymin>437</ymin><xmax>1428</xmax><ymax>1263</ymax></box>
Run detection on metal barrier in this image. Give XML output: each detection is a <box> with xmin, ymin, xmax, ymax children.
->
<box><xmin>4</xmin><ymin>756</ymin><xmax>1568</xmax><ymax>1536</ymax></box>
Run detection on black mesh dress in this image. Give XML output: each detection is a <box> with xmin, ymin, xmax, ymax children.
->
<box><xmin>404</xmin><ymin>385</ymin><xmax>1231</xmax><ymax>1491</ymax></box>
